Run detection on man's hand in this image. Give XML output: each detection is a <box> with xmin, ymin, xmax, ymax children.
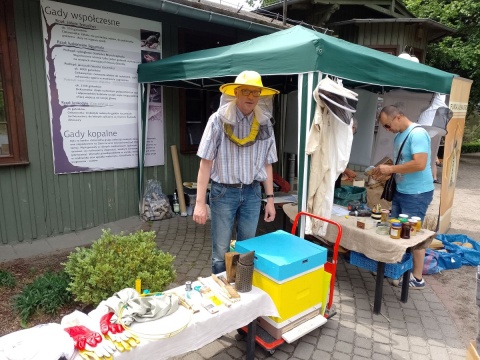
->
<box><xmin>372</xmin><ymin>164</ymin><xmax>393</xmax><ymax>177</ymax></box>
<box><xmin>264</xmin><ymin>201</ymin><xmax>276</xmax><ymax>222</ymax></box>
<box><xmin>193</xmin><ymin>203</ymin><xmax>208</xmax><ymax>224</ymax></box>
<box><xmin>343</xmin><ymin>168</ymin><xmax>357</xmax><ymax>179</ymax></box>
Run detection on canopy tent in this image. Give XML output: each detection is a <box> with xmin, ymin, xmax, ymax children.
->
<box><xmin>138</xmin><ymin>25</ymin><xmax>454</xmax><ymax>93</ymax></box>
<box><xmin>136</xmin><ymin>25</ymin><xmax>457</xmax><ymax>232</ymax></box>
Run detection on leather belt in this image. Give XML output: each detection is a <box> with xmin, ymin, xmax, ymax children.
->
<box><xmin>213</xmin><ymin>180</ymin><xmax>258</xmax><ymax>189</ymax></box>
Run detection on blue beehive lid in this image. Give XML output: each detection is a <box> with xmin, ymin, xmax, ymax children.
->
<box><xmin>235</xmin><ymin>230</ymin><xmax>328</xmax><ymax>281</ymax></box>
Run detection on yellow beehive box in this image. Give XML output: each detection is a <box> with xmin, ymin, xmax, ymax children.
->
<box><xmin>253</xmin><ymin>266</ymin><xmax>331</xmax><ymax>323</ymax></box>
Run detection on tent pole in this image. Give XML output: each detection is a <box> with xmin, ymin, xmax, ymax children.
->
<box><xmin>297</xmin><ymin>72</ymin><xmax>321</xmax><ymax>237</ymax></box>
<box><xmin>137</xmin><ymin>83</ymin><xmax>150</xmax><ymax>215</ymax></box>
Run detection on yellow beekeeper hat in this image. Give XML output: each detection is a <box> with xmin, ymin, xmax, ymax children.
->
<box><xmin>219</xmin><ymin>70</ymin><xmax>280</xmax><ymax>96</ymax></box>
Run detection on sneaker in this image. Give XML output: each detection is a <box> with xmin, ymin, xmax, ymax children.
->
<box><xmin>397</xmin><ymin>273</ymin><xmax>425</xmax><ymax>289</ymax></box>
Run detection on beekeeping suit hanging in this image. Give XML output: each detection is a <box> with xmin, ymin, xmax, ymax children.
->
<box><xmin>305</xmin><ymin>77</ymin><xmax>358</xmax><ymax>236</ymax></box>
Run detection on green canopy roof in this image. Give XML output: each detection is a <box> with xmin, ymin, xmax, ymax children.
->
<box><xmin>138</xmin><ymin>25</ymin><xmax>455</xmax><ymax>94</ymax></box>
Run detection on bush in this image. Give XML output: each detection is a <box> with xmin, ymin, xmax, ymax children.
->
<box><xmin>0</xmin><ymin>269</ymin><xmax>16</xmax><ymax>288</ymax></box>
<box><xmin>13</xmin><ymin>271</ymin><xmax>72</xmax><ymax>325</ymax></box>
<box><xmin>64</xmin><ymin>230</ymin><xmax>176</xmax><ymax>306</ymax></box>
<box><xmin>461</xmin><ymin>141</ymin><xmax>480</xmax><ymax>154</ymax></box>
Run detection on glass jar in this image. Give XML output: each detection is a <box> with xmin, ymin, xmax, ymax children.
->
<box><xmin>398</xmin><ymin>214</ymin><xmax>409</xmax><ymax>223</ymax></box>
<box><xmin>400</xmin><ymin>222</ymin><xmax>411</xmax><ymax>239</ymax></box>
<box><xmin>381</xmin><ymin>209</ymin><xmax>390</xmax><ymax>223</ymax></box>
<box><xmin>408</xmin><ymin>219</ymin><xmax>417</xmax><ymax>236</ymax></box>
<box><xmin>390</xmin><ymin>222</ymin><xmax>401</xmax><ymax>239</ymax></box>
<box><xmin>411</xmin><ymin>216</ymin><xmax>422</xmax><ymax>232</ymax></box>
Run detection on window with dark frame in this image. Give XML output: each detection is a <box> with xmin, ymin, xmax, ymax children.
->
<box><xmin>178</xmin><ymin>28</ymin><xmax>235</xmax><ymax>154</ymax></box>
<box><xmin>0</xmin><ymin>0</ymin><xmax>28</xmax><ymax>165</ymax></box>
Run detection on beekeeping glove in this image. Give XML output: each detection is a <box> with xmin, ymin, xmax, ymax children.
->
<box><xmin>99</xmin><ymin>311</ymin><xmax>139</xmax><ymax>352</ymax></box>
<box><xmin>62</xmin><ymin>310</ymin><xmax>115</xmax><ymax>358</ymax></box>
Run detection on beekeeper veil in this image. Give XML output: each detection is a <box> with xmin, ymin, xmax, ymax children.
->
<box><xmin>316</xmin><ymin>77</ymin><xmax>358</xmax><ymax>125</ymax></box>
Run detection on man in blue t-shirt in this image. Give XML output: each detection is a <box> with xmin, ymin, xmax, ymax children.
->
<box><xmin>373</xmin><ymin>105</ymin><xmax>434</xmax><ymax>289</ymax></box>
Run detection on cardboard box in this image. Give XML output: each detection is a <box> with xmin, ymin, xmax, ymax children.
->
<box><xmin>374</xmin><ymin>156</ymin><xmax>394</xmax><ymax>167</ymax></box>
<box><xmin>467</xmin><ymin>341</ymin><xmax>480</xmax><ymax>360</ymax></box>
<box><xmin>341</xmin><ymin>178</ymin><xmax>365</xmax><ymax>187</ymax></box>
<box><xmin>235</xmin><ymin>230</ymin><xmax>327</xmax><ymax>281</ymax></box>
<box><xmin>257</xmin><ymin>305</ymin><xmax>321</xmax><ymax>339</ymax></box>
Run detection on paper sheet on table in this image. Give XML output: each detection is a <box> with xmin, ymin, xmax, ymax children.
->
<box><xmin>331</xmin><ymin>205</ymin><xmax>349</xmax><ymax>216</ymax></box>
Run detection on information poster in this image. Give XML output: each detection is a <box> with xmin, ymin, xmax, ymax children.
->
<box><xmin>40</xmin><ymin>0</ymin><xmax>163</xmax><ymax>174</ymax></box>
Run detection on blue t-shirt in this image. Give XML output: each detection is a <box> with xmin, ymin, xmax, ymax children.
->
<box><xmin>394</xmin><ymin>124</ymin><xmax>434</xmax><ymax>194</ymax></box>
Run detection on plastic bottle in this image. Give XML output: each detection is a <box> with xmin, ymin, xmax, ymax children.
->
<box><xmin>185</xmin><ymin>281</ymin><xmax>202</xmax><ymax>311</ymax></box>
<box><xmin>173</xmin><ymin>192</ymin><xmax>180</xmax><ymax>214</ymax></box>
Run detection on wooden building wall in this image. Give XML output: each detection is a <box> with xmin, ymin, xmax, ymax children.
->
<box><xmin>0</xmin><ymin>0</ymin><xmax>255</xmax><ymax>244</ymax></box>
<box><xmin>336</xmin><ymin>22</ymin><xmax>427</xmax><ymax>62</ymax></box>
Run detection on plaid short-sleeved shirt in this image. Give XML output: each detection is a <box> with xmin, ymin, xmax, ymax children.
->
<box><xmin>197</xmin><ymin>107</ymin><xmax>278</xmax><ymax>184</ymax></box>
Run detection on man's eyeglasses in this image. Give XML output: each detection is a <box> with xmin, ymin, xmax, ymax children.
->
<box><xmin>240</xmin><ymin>89</ymin><xmax>262</xmax><ymax>97</ymax></box>
<box><xmin>382</xmin><ymin>115</ymin><xmax>398</xmax><ymax>129</ymax></box>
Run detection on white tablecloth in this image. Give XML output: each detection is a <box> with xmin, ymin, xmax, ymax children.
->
<box><xmin>74</xmin><ymin>282</ymin><xmax>278</xmax><ymax>360</ymax></box>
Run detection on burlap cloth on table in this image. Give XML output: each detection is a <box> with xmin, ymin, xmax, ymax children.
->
<box><xmin>283</xmin><ymin>203</ymin><xmax>436</xmax><ymax>263</ymax></box>
<box><xmin>324</xmin><ymin>215</ymin><xmax>436</xmax><ymax>263</ymax></box>
<box><xmin>366</xmin><ymin>186</ymin><xmax>439</xmax><ymax>232</ymax></box>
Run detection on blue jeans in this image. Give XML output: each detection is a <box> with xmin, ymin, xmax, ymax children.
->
<box><xmin>390</xmin><ymin>190</ymin><xmax>434</xmax><ymax>221</ymax></box>
<box><xmin>209</xmin><ymin>181</ymin><xmax>262</xmax><ymax>274</ymax></box>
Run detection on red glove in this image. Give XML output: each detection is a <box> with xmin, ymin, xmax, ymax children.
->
<box><xmin>100</xmin><ymin>312</ymin><xmax>124</xmax><ymax>335</ymax></box>
<box><xmin>64</xmin><ymin>325</ymin><xmax>102</xmax><ymax>350</ymax></box>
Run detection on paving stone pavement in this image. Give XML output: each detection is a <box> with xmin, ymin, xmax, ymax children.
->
<box><xmin>147</xmin><ymin>216</ymin><xmax>468</xmax><ymax>360</ymax></box>
<box><xmin>0</xmin><ymin>214</ymin><xmax>469</xmax><ymax>359</ymax></box>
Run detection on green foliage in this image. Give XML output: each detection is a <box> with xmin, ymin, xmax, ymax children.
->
<box><xmin>463</xmin><ymin>111</ymin><xmax>480</xmax><ymax>143</ymax></box>
<box><xmin>461</xmin><ymin>141</ymin><xmax>480</xmax><ymax>154</ymax></box>
<box><xmin>64</xmin><ymin>230</ymin><xmax>176</xmax><ymax>306</ymax></box>
<box><xmin>0</xmin><ymin>269</ymin><xmax>16</xmax><ymax>288</ymax></box>
<box><xmin>245</xmin><ymin>0</ymin><xmax>267</xmax><ymax>8</ymax></box>
<box><xmin>13</xmin><ymin>271</ymin><xmax>72</xmax><ymax>325</ymax></box>
<box><xmin>404</xmin><ymin>0</ymin><xmax>480</xmax><ymax>113</ymax></box>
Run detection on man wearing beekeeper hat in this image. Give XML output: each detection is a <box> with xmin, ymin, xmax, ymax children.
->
<box><xmin>193</xmin><ymin>70</ymin><xmax>279</xmax><ymax>274</ymax></box>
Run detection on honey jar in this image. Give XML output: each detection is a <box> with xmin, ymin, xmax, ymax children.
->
<box><xmin>408</xmin><ymin>218</ymin><xmax>417</xmax><ymax>236</ymax></box>
<box><xmin>400</xmin><ymin>222</ymin><xmax>411</xmax><ymax>239</ymax></box>
<box><xmin>381</xmin><ymin>209</ymin><xmax>390</xmax><ymax>223</ymax></box>
<box><xmin>411</xmin><ymin>216</ymin><xmax>422</xmax><ymax>232</ymax></box>
<box><xmin>390</xmin><ymin>222</ymin><xmax>401</xmax><ymax>239</ymax></box>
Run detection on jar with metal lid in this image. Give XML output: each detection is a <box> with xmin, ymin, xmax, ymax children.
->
<box><xmin>411</xmin><ymin>216</ymin><xmax>422</xmax><ymax>232</ymax></box>
<box><xmin>381</xmin><ymin>209</ymin><xmax>390</xmax><ymax>223</ymax></box>
<box><xmin>398</xmin><ymin>214</ymin><xmax>409</xmax><ymax>223</ymax></box>
<box><xmin>390</xmin><ymin>222</ymin><xmax>401</xmax><ymax>239</ymax></box>
<box><xmin>400</xmin><ymin>222</ymin><xmax>411</xmax><ymax>239</ymax></box>
<box><xmin>408</xmin><ymin>218</ymin><xmax>417</xmax><ymax>236</ymax></box>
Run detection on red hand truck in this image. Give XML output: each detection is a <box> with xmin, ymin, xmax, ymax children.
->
<box><xmin>238</xmin><ymin>211</ymin><xmax>343</xmax><ymax>356</ymax></box>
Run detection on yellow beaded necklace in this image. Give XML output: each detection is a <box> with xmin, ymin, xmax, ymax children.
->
<box><xmin>223</xmin><ymin>116</ymin><xmax>259</xmax><ymax>147</ymax></box>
